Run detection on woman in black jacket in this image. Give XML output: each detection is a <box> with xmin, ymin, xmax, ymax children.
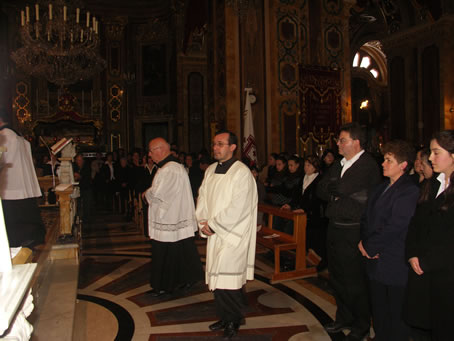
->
<box><xmin>283</xmin><ymin>155</ymin><xmax>323</xmax><ymax>256</ymax></box>
<box><xmin>404</xmin><ymin>130</ymin><xmax>454</xmax><ymax>341</ymax></box>
<box><xmin>358</xmin><ymin>140</ymin><xmax>419</xmax><ymax>341</ymax></box>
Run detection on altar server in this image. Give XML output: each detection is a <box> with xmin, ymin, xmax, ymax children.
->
<box><xmin>144</xmin><ymin>137</ymin><xmax>203</xmax><ymax>296</ymax></box>
<box><xmin>0</xmin><ymin>108</ymin><xmax>45</xmax><ymax>247</ymax></box>
<box><xmin>196</xmin><ymin>130</ymin><xmax>258</xmax><ymax>339</ymax></box>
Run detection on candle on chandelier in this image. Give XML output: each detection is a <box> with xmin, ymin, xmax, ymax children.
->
<box><xmin>86</xmin><ymin>12</ymin><xmax>90</xmax><ymax>28</ymax></box>
<box><xmin>70</xmin><ymin>32</ymin><xmax>73</xmax><ymax>43</ymax></box>
<box><xmin>80</xmin><ymin>29</ymin><xmax>83</xmax><ymax>41</ymax></box>
<box><xmin>63</xmin><ymin>6</ymin><xmax>67</xmax><ymax>21</ymax></box>
<box><xmin>25</xmin><ymin>6</ymin><xmax>30</xmax><ymax>22</ymax></box>
<box><xmin>92</xmin><ymin>17</ymin><xmax>95</xmax><ymax>31</ymax></box>
<box><xmin>35</xmin><ymin>4</ymin><xmax>39</xmax><ymax>21</ymax></box>
<box><xmin>95</xmin><ymin>21</ymin><xmax>98</xmax><ymax>34</ymax></box>
<box><xmin>76</xmin><ymin>8</ymin><xmax>80</xmax><ymax>23</ymax></box>
<box><xmin>49</xmin><ymin>4</ymin><xmax>52</xmax><ymax>20</ymax></box>
<box><xmin>21</xmin><ymin>11</ymin><xmax>24</xmax><ymax>26</ymax></box>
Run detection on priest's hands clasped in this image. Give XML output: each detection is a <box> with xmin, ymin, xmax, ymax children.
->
<box><xmin>200</xmin><ymin>220</ymin><xmax>214</xmax><ymax>236</ymax></box>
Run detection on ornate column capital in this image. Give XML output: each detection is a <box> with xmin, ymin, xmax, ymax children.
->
<box><xmin>103</xmin><ymin>16</ymin><xmax>128</xmax><ymax>41</ymax></box>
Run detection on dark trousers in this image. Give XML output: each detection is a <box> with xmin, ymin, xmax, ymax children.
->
<box><xmin>150</xmin><ymin>237</ymin><xmax>204</xmax><ymax>291</ymax></box>
<box><xmin>213</xmin><ymin>288</ymin><xmax>247</xmax><ymax>324</ymax></box>
<box><xmin>2</xmin><ymin>198</ymin><xmax>46</xmax><ymax>247</ymax></box>
<box><xmin>327</xmin><ymin>225</ymin><xmax>370</xmax><ymax>334</ymax></box>
<box><xmin>409</xmin><ymin>327</ymin><xmax>432</xmax><ymax>341</ymax></box>
<box><xmin>369</xmin><ymin>280</ymin><xmax>408</xmax><ymax>341</ymax></box>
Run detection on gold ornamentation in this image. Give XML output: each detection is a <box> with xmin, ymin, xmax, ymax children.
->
<box><xmin>15</xmin><ymin>81</ymin><xmax>31</xmax><ymax>124</ymax></box>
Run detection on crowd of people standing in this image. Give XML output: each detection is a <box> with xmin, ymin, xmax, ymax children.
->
<box><xmin>10</xmin><ymin>119</ymin><xmax>452</xmax><ymax>341</ymax></box>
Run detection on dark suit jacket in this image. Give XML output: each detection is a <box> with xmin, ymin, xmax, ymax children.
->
<box><xmin>290</xmin><ymin>174</ymin><xmax>322</xmax><ymax>228</ymax></box>
<box><xmin>361</xmin><ymin>174</ymin><xmax>419</xmax><ymax>286</ymax></box>
<box><xmin>404</xmin><ymin>176</ymin><xmax>454</xmax><ymax>329</ymax></box>
<box><xmin>317</xmin><ymin>151</ymin><xmax>381</xmax><ymax>227</ymax></box>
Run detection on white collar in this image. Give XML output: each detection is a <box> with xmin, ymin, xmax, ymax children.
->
<box><xmin>436</xmin><ymin>173</ymin><xmax>450</xmax><ymax>198</ymax></box>
<box><xmin>340</xmin><ymin>150</ymin><xmax>365</xmax><ymax>177</ymax></box>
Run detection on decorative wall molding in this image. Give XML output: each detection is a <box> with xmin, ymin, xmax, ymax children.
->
<box><xmin>103</xmin><ymin>17</ymin><xmax>128</xmax><ymax>41</ymax></box>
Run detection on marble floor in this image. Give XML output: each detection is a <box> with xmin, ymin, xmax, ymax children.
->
<box><xmin>74</xmin><ymin>211</ymin><xmax>374</xmax><ymax>341</ymax></box>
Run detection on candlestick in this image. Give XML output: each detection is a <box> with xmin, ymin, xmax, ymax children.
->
<box><xmin>26</xmin><ymin>6</ymin><xmax>30</xmax><ymax>22</ymax></box>
<box><xmin>21</xmin><ymin>11</ymin><xmax>25</xmax><ymax>26</ymax></box>
<box><xmin>35</xmin><ymin>4</ymin><xmax>39</xmax><ymax>21</ymax></box>
<box><xmin>86</xmin><ymin>12</ymin><xmax>90</xmax><ymax>28</ymax></box>
<box><xmin>49</xmin><ymin>4</ymin><xmax>52</xmax><ymax>20</ymax></box>
<box><xmin>63</xmin><ymin>6</ymin><xmax>67</xmax><ymax>21</ymax></box>
<box><xmin>76</xmin><ymin>8</ymin><xmax>80</xmax><ymax>23</ymax></box>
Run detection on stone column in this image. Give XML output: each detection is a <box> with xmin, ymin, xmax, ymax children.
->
<box><xmin>56</xmin><ymin>186</ymin><xmax>74</xmax><ymax>235</ymax></box>
<box><xmin>224</xmin><ymin>4</ymin><xmax>242</xmax><ymax>145</ymax></box>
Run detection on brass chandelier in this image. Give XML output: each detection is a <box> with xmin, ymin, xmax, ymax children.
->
<box><xmin>11</xmin><ymin>0</ymin><xmax>106</xmax><ymax>87</ymax></box>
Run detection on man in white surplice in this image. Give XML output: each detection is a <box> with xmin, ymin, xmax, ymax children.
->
<box><xmin>196</xmin><ymin>130</ymin><xmax>258</xmax><ymax>339</ymax></box>
<box><xmin>0</xmin><ymin>108</ymin><xmax>45</xmax><ymax>247</ymax></box>
<box><xmin>144</xmin><ymin>137</ymin><xmax>203</xmax><ymax>297</ymax></box>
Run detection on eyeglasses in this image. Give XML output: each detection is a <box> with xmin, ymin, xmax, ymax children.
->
<box><xmin>335</xmin><ymin>138</ymin><xmax>354</xmax><ymax>145</ymax></box>
<box><xmin>211</xmin><ymin>142</ymin><xmax>230</xmax><ymax>148</ymax></box>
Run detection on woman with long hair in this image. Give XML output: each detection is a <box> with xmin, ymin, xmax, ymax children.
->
<box><xmin>404</xmin><ymin>130</ymin><xmax>454</xmax><ymax>341</ymax></box>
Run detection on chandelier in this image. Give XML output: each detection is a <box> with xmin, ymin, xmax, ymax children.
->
<box><xmin>11</xmin><ymin>0</ymin><xmax>106</xmax><ymax>87</ymax></box>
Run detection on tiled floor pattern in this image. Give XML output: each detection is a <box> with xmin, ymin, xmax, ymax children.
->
<box><xmin>74</xmin><ymin>211</ymin><xmax>369</xmax><ymax>341</ymax></box>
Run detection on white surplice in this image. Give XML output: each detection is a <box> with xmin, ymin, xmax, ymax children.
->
<box><xmin>0</xmin><ymin>128</ymin><xmax>41</xmax><ymax>200</ymax></box>
<box><xmin>145</xmin><ymin>160</ymin><xmax>197</xmax><ymax>242</ymax></box>
<box><xmin>196</xmin><ymin>160</ymin><xmax>258</xmax><ymax>291</ymax></box>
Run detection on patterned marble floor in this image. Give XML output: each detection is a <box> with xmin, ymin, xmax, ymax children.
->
<box><xmin>74</xmin><ymin>211</ymin><xmax>370</xmax><ymax>341</ymax></box>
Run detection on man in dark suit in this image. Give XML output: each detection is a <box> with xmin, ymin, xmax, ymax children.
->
<box><xmin>317</xmin><ymin>122</ymin><xmax>381</xmax><ymax>341</ymax></box>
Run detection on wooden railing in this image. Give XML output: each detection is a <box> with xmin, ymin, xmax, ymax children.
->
<box><xmin>257</xmin><ymin>203</ymin><xmax>316</xmax><ymax>282</ymax></box>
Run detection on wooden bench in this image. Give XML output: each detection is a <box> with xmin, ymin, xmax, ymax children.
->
<box><xmin>256</xmin><ymin>203</ymin><xmax>317</xmax><ymax>283</ymax></box>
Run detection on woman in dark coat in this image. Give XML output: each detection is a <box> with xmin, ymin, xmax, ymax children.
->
<box><xmin>403</xmin><ymin>130</ymin><xmax>454</xmax><ymax>341</ymax></box>
<box><xmin>358</xmin><ymin>140</ymin><xmax>419</xmax><ymax>341</ymax></box>
<box><xmin>283</xmin><ymin>155</ymin><xmax>323</xmax><ymax>257</ymax></box>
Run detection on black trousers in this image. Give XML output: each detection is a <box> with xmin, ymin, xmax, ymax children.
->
<box><xmin>213</xmin><ymin>288</ymin><xmax>247</xmax><ymax>324</ymax></box>
<box><xmin>2</xmin><ymin>198</ymin><xmax>46</xmax><ymax>247</ymax></box>
<box><xmin>150</xmin><ymin>237</ymin><xmax>204</xmax><ymax>291</ymax></box>
<box><xmin>327</xmin><ymin>225</ymin><xmax>370</xmax><ymax>334</ymax></box>
<box><xmin>369</xmin><ymin>280</ymin><xmax>408</xmax><ymax>341</ymax></box>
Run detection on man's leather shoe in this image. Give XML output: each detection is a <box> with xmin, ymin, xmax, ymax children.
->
<box><xmin>324</xmin><ymin>321</ymin><xmax>352</xmax><ymax>333</ymax></box>
<box><xmin>148</xmin><ymin>289</ymin><xmax>168</xmax><ymax>297</ymax></box>
<box><xmin>344</xmin><ymin>330</ymin><xmax>369</xmax><ymax>341</ymax></box>
<box><xmin>223</xmin><ymin>322</ymin><xmax>239</xmax><ymax>339</ymax></box>
<box><xmin>208</xmin><ymin>320</ymin><xmax>226</xmax><ymax>331</ymax></box>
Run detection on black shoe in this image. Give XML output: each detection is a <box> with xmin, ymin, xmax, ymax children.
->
<box><xmin>148</xmin><ymin>289</ymin><xmax>168</xmax><ymax>297</ymax></box>
<box><xmin>344</xmin><ymin>330</ymin><xmax>369</xmax><ymax>341</ymax></box>
<box><xmin>324</xmin><ymin>321</ymin><xmax>352</xmax><ymax>333</ymax></box>
<box><xmin>209</xmin><ymin>320</ymin><xmax>226</xmax><ymax>331</ymax></box>
<box><xmin>223</xmin><ymin>322</ymin><xmax>239</xmax><ymax>339</ymax></box>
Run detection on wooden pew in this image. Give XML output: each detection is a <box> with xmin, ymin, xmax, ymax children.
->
<box><xmin>256</xmin><ymin>203</ymin><xmax>317</xmax><ymax>283</ymax></box>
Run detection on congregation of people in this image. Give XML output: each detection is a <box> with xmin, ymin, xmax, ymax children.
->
<box><xmin>1</xmin><ymin>107</ymin><xmax>453</xmax><ymax>340</ymax></box>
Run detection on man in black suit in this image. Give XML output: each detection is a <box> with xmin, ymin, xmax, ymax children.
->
<box><xmin>317</xmin><ymin>122</ymin><xmax>381</xmax><ymax>341</ymax></box>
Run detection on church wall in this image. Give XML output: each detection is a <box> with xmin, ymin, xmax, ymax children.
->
<box><xmin>382</xmin><ymin>14</ymin><xmax>454</xmax><ymax>144</ymax></box>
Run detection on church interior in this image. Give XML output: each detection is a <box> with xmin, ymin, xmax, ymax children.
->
<box><xmin>0</xmin><ymin>0</ymin><xmax>453</xmax><ymax>340</ymax></box>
